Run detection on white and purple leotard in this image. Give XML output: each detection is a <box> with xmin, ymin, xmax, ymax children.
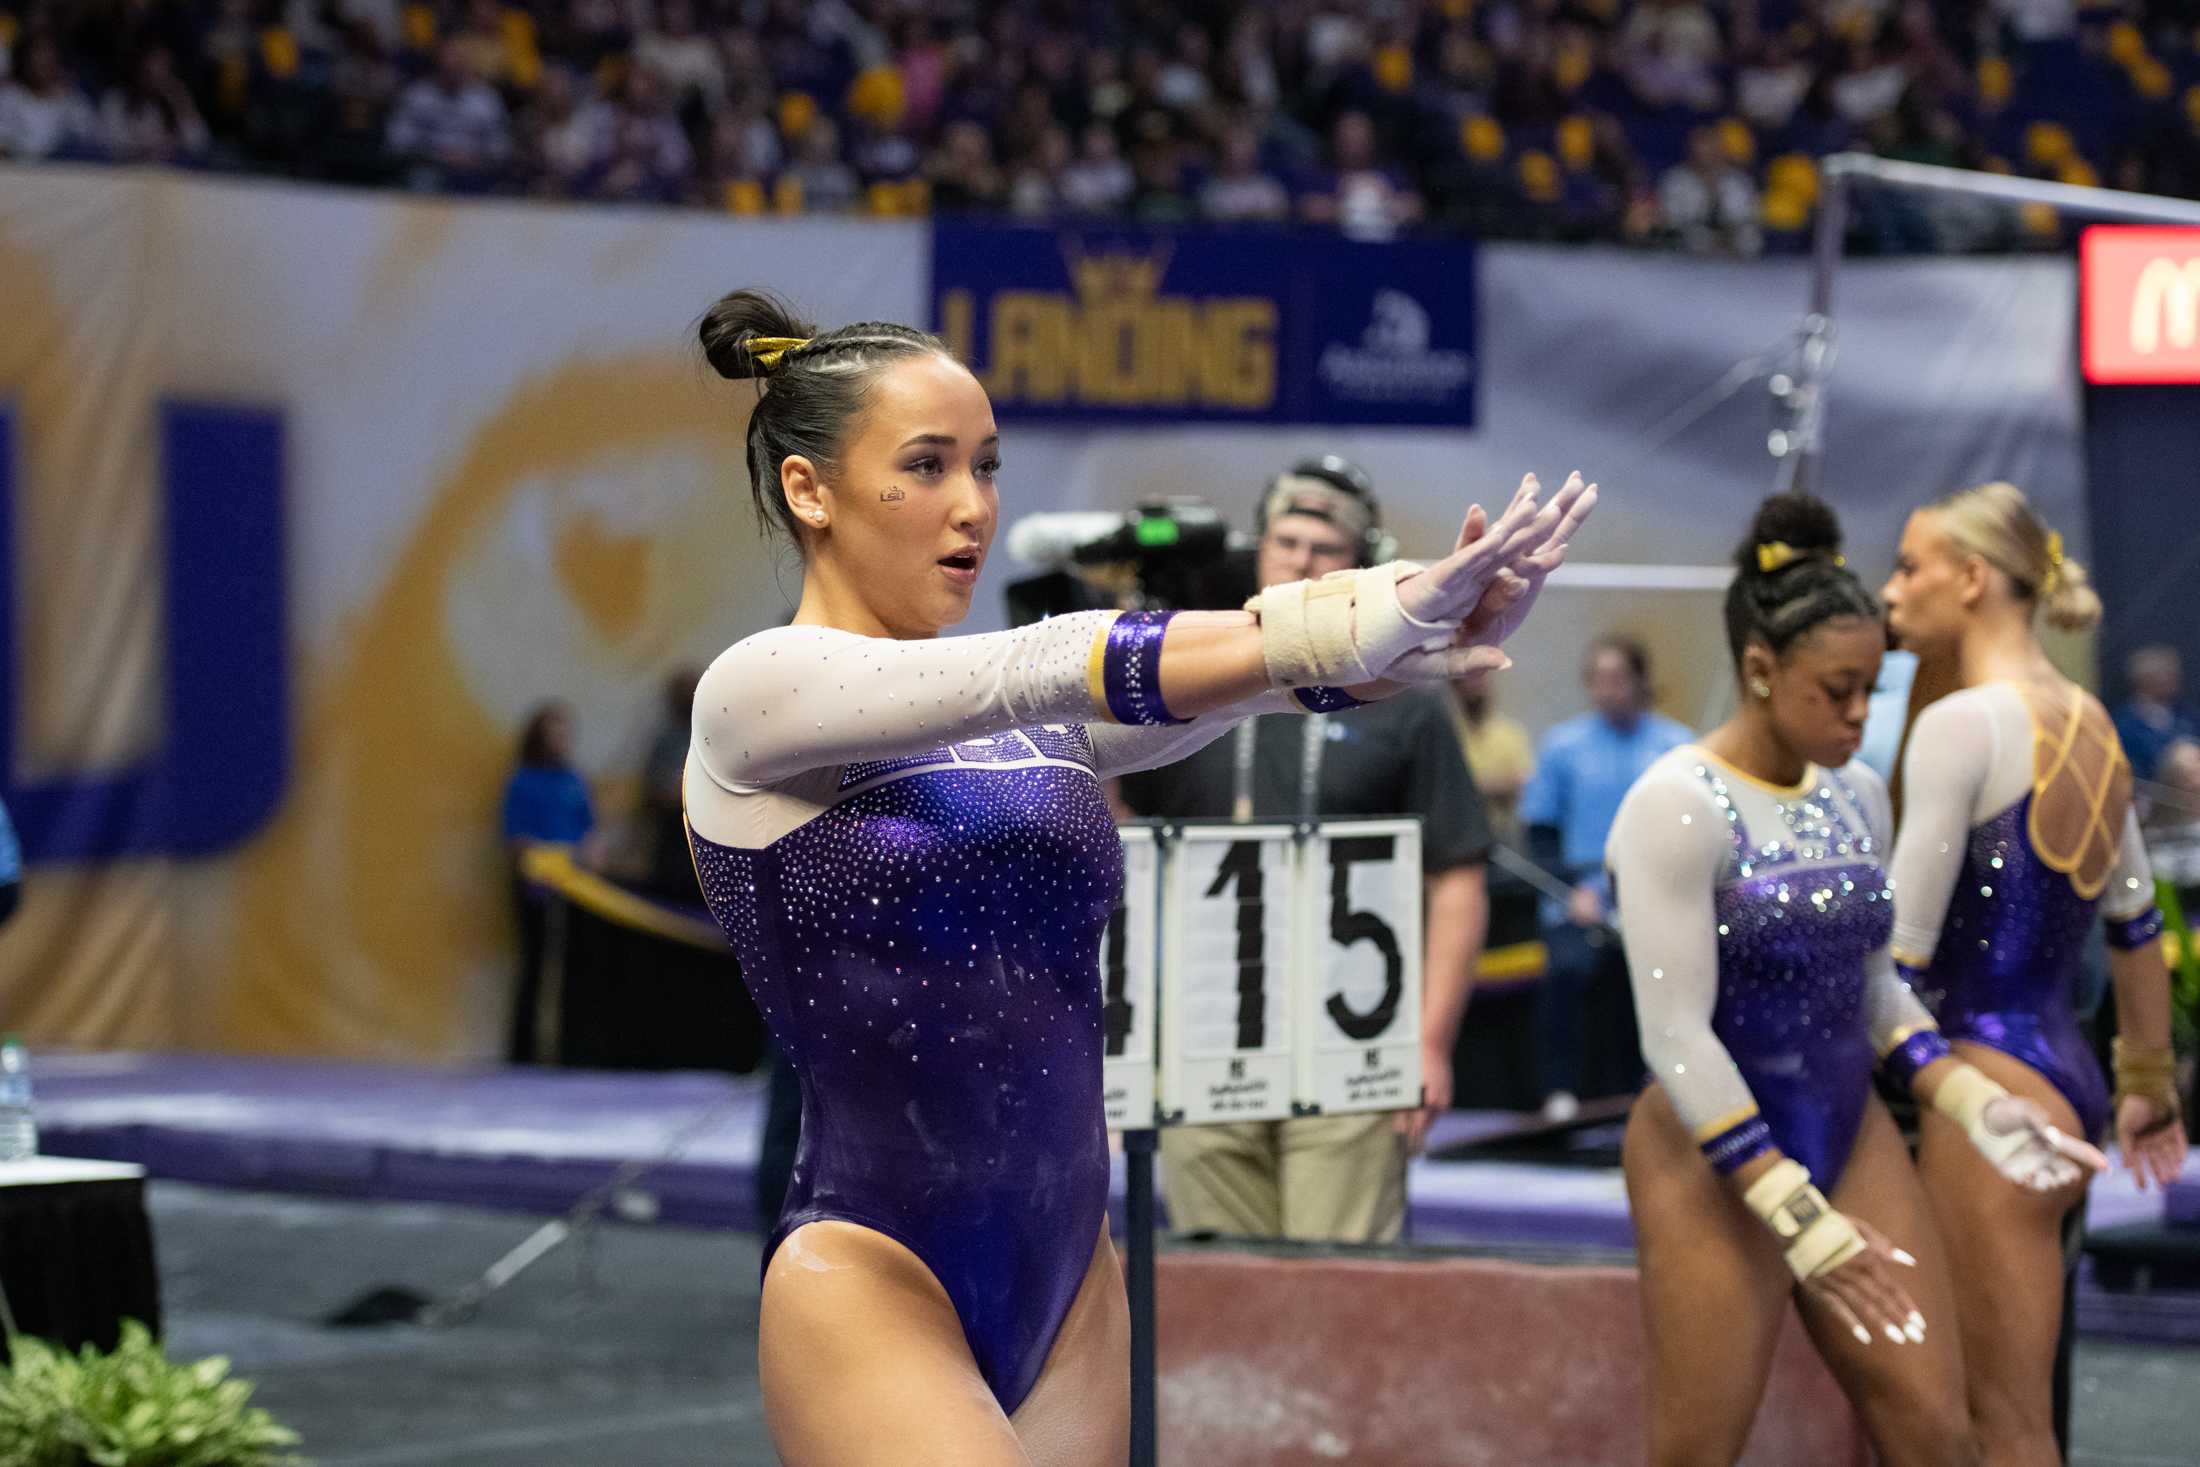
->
<box><xmin>684</xmin><ymin>609</ymin><xmax>1356</xmax><ymax>1412</ymax></box>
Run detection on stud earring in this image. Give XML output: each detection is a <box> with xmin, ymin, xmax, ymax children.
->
<box><xmin>1751</xmin><ymin>680</ymin><xmax>1772</xmax><ymax>700</ymax></box>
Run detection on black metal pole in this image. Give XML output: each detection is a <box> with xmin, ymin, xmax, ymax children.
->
<box><xmin>1126</xmin><ymin>1126</ymin><xmax>1159</xmax><ymax>1467</ymax></box>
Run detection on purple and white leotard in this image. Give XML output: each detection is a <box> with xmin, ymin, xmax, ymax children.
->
<box><xmin>1886</xmin><ymin>683</ymin><xmax>2162</xmax><ymax>1139</ymax></box>
<box><xmin>684</xmin><ymin>609</ymin><xmax>1353</xmax><ymax>1413</ymax></box>
<box><xmin>1607</xmin><ymin>748</ymin><xmax>1941</xmax><ymax>1188</ymax></box>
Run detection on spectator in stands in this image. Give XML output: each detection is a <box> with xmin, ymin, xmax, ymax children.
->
<box><xmin>1736</xmin><ymin>33</ymin><xmax>1814</xmax><ymax>131</ymax></box>
<box><xmin>322</xmin><ymin>18</ymin><xmax>400</xmax><ymax>184</ymax></box>
<box><xmin>1129</xmin><ymin>133</ymin><xmax>1196</xmax><ymax>223</ymax></box>
<box><xmin>525</xmin><ymin>65</ymin><xmax>610</xmax><ymax>197</ymax></box>
<box><xmin>100</xmin><ymin>45</ymin><xmax>208</xmax><ymax>164</ymax></box>
<box><xmin>1200</xmin><ymin>120</ymin><xmax>1291</xmax><ymax>222</ymax></box>
<box><xmin>2116</xmin><ymin>645</ymin><xmax>2200</xmax><ymax>784</ymax></box>
<box><xmin>386</xmin><ymin>38</ymin><xmax>512</xmax><ymax>192</ymax></box>
<box><xmin>1450</xmin><ymin>674</ymin><xmax>1536</xmax><ymax>843</ymax></box>
<box><xmin>928</xmin><ymin>117</ymin><xmax>1005</xmax><ymax>213</ymax></box>
<box><xmin>785</xmin><ymin>115</ymin><xmax>860</xmax><ymax>212</ymax></box>
<box><xmin>634</xmin><ymin>0</ymin><xmax>725</xmax><ymax>118</ymax></box>
<box><xmin>450</xmin><ymin>0</ymin><xmax>538</xmax><ymax>97</ymax></box>
<box><xmin>1060</xmin><ymin>120</ymin><xmax>1134</xmax><ymax>214</ymax></box>
<box><xmin>594</xmin><ymin>64</ymin><xmax>690</xmax><ymax>203</ymax></box>
<box><xmin>1619</xmin><ymin>0</ymin><xmax>1725</xmax><ymax>111</ymax></box>
<box><xmin>1660</xmin><ymin>126</ymin><xmax>1764</xmax><ymax>256</ymax></box>
<box><xmin>1520</xmin><ymin>635</ymin><xmax>1692</xmax><ymax>1120</ymax></box>
<box><xmin>0</xmin><ymin>34</ymin><xmax>102</xmax><ymax>161</ymax></box>
<box><xmin>1300</xmin><ymin>109</ymin><xmax>1423</xmax><ymax>240</ymax></box>
<box><xmin>502</xmin><ymin>701</ymin><xmax>595</xmax><ymax>1063</ymax></box>
<box><xmin>1005</xmin><ymin>126</ymin><xmax>1072</xmax><ymax>217</ymax></box>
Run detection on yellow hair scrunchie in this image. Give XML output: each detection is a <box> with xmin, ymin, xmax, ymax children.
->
<box><xmin>746</xmin><ymin>335</ymin><xmax>812</xmax><ymax>372</ymax></box>
<box><xmin>2040</xmin><ymin>529</ymin><xmax>2064</xmax><ymax>597</ymax></box>
<box><xmin>1756</xmin><ymin>542</ymin><xmax>1847</xmax><ymax>573</ymax></box>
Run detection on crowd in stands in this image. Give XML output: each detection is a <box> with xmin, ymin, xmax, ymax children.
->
<box><xmin>5</xmin><ymin>0</ymin><xmax>2200</xmax><ymax>252</ymax></box>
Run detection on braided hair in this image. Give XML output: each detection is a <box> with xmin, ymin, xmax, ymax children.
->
<box><xmin>1724</xmin><ymin>493</ymin><xmax>1880</xmax><ymax>665</ymax></box>
<box><xmin>698</xmin><ymin>288</ymin><xmax>949</xmax><ymax>545</ymax></box>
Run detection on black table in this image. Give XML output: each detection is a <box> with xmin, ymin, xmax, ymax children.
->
<box><xmin>0</xmin><ymin>1158</ymin><xmax>161</xmax><ymax>1362</ymax></box>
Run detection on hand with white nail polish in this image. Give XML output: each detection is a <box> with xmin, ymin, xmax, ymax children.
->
<box><xmin>1802</xmin><ymin>1214</ymin><xmax>1928</xmax><ymax>1352</ymax></box>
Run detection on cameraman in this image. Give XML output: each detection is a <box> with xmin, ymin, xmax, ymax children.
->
<box><xmin>1116</xmin><ymin>458</ymin><xmax>1493</xmax><ymax>1244</ymax></box>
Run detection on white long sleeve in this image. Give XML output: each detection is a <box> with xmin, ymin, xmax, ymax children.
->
<box><xmin>1607</xmin><ymin>764</ymin><xmax>1761</xmax><ymax>1141</ymax></box>
<box><xmin>1888</xmin><ymin>690</ymin><xmax>1994</xmax><ymax>966</ymax></box>
<box><xmin>693</xmin><ymin>615</ymin><xmax>1131</xmax><ymax>788</ymax></box>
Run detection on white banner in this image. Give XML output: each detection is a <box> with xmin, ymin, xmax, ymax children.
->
<box><xmin>1296</xmin><ymin>819</ymin><xmax>1424</xmax><ymax>1117</ymax></box>
<box><xmin>1102</xmin><ymin>824</ymin><xmax>1159</xmax><ymax>1131</ymax></box>
<box><xmin>1158</xmin><ymin>824</ymin><xmax>1298</xmax><ymax>1125</ymax></box>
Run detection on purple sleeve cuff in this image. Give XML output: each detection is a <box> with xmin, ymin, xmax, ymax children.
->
<box><xmin>1292</xmin><ymin>686</ymin><xmax>1369</xmax><ymax>713</ymax></box>
<box><xmin>1881</xmin><ymin>1028</ymin><xmax>1953</xmax><ymax>1092</ymax></box>
<box><xmin>2104</xmin><ymin>906</ymin><xmax>2164</xmax><ymax>951</ymax></box>
<box><xmin>1701</xmin><ymin>1115</ymin><xmax>1776</xmax><ymax>1175</ymax></box>
<box><xmin>1101</xmin><ymin>610</ymin><xmax>1188</xmax><ymax>726</ymax></box>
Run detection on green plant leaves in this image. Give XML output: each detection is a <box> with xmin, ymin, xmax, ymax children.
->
<box><xmin>0</xmin><ymin>1320</ymin><xmax>305</xmax><ymax>1467</ymax></box>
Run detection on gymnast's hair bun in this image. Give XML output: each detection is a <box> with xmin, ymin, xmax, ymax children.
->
<box><xmin>1736</xmin><ymin>492</ymin><xmax>1844</xmax><ymax>575</ymax></box>
<box><xmin>698</xmin><ymin>288</ymin><xmax>817</xmax><ymax>381</ymax></box>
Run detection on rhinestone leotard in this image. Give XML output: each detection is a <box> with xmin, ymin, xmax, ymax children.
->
<box><xmin>1890</xmin><ymin>684</ymin><xmax>2162</xmax><ymax>1139</ymax></box>
<box><xmin>1608</xmin><ymin>748</ymin><xmax>1937</xmax><ymax>1186</ymax></box>
<box><xmin>684</xmin><ymin>612</ymin><xmax>1339</xmax><ymax>1412</ymax></box>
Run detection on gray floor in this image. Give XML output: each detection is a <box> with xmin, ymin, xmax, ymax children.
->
<box><xmin>148</xmin><ymin>1184</ymin><xmax>2198</xmax><ymax>1466</ymax></box>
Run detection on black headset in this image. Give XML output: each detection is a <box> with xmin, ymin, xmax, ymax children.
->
<box><xmin>1256</xmin><ymin>455</ymin><xmax>1396</xmax><ymax>566</ymax></box>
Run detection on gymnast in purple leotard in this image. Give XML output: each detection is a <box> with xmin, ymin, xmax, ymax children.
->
<box><xmin>1881</xmin><ymin>481</ymin><xmax>2185</xmax><ymax>1464</ymax></box>
<box><xmin>680</xmin><ymin>288</ymin><xmax>1595</xmax><ymax>1466</ymax></box>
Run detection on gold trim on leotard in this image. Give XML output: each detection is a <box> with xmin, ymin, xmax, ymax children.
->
<box><xmin>1689</xmin><ymin>746</ymin><xmax>1818</xmax><ymax>799</ymax></box>
<box><xmin>2015</xmin><ymin>681</ymin><xmax>2130</xmax><ymax>901</ymax></box>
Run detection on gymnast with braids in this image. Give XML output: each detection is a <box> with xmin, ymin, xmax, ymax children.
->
<box><xmin>1610</xmin><ymin>493</ymin><xmax>2100</xmax><ymax>1467</ymax></box>
<box><xmin>680</xmin><ymin>288</ymin><xmax>1596</xmax><ymax>1466</ymax></box>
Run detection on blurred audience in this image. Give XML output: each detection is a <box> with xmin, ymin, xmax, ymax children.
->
<box><xmin>2116</xmin><ymin>645</ymin><xmax>2200</xmax><ymax>785</ymax></box>
<box><xmin>5</xmin><ymin>0</ymin><xmax>2198</xmax><ymax>248</ymax></box>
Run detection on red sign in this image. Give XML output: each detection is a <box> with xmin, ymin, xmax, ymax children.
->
<box><xmin>2082</xmin><ymin>226</ymin><xmax>2200</xmax><ymax>385</ymax></box>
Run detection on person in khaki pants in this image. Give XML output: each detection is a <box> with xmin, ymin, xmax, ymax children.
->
<box><xmin>1116</xmin><ymin>457</ymin><xmax>1493</xmax><ymax>1243</ymax></box>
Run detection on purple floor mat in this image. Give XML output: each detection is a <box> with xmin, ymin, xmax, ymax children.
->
<box><xmin>29</xmin><ymin>1052</ymin><xmax>2196</xmax><ymax>1339</ymax></box>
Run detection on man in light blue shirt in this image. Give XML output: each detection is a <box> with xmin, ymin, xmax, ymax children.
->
<box><xmin>1518</xmin><ymin>635</ymin><xmax>1692</xmax><ymax>1116</ymax></box>
<box><xmin>0</xmin><ymin>794</ymin><xmax>18</xmax><ymax>926</ymax></box>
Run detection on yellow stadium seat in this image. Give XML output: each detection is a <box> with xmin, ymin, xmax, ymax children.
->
<box><xmin>1556</xmin><ymin>116</ymin><xmax>1595</xmax><ymax>171</ymax></box>
<box><xmin>2133</xmin><ymin>58</ymin><xmax>2174</xmax><ymax>101</ymax></box>
<box><xmin>1553</xmin><ymin>43</ymin><xmax>1592</xmax><ymax>93</ymax></box>
<box><xmin>2024</xmin><ymin>121</ymin><xmax>2073</xmax><ymax>167</ymax></box>
<box><xmin>1766</xmin><ymin>153</ymin><xmax>1818</xmax><ymax>206</ymax></box>
<box><xmin>2185</xmin><ymin>84</ymin><xmax>2200</xmax><ymax>130</ymax></box>
<box><xmin>2108</xmin><ymin>21</ymin><xmax>2145</xmax><ymax>67</ymax></box>
<box><xmin>773</xmin><ymin>176</ymin><xmax>805</xmax><ymax>214</ymax></box>
<box><xmin>1517</xmin><ymin>150</ymin><xmax>1561</xmax><ymax>204</ymax></box>
<box><xmin>1462</xmin><ymin>114</ymin><xmax>1505</xmax><ymax>163</ymax></box>
<box><xmin>778</xmin><ymin>91</ymin><xmax>819</xmax><ymax>140</ymax></box>
<box><xmin>0</xmin><ymin>15</ymin><xmax>17</xmax><ymax>49</ymax></box>
<box><xmin>846</xmin><ymin>65</ymin><xmax>906</xmax><ymax>127</ymax></box>
<box><xmin>1977</xmin><ymin>56</ymin><xmax>2013</xmax><ymax>108</ymax></box>
<box><xmin>259</xmin><ymin>28</ymin><xmax>300</xmax><ymax>78</ymax></box>
<box><xmin>1762</xmin><ymin>189</ymin><xmax>1810</xmax><ymax>231</ymax></box>
<box><xmin>2058</xmin><ymin>158</ymin><xmax>2100</xmax><ymax>189</ymax></box>
<box><xmin>1374</xmin><ymin>44</ymin><xmax>1414</xmax><ymax>93</ymax></box>
<box><xmin>2021</xmin><ymin>201</ymin><xmax>2060</xmax><ymax>237</ymax></box>
<box><xmin>401</xmin><ymin>3</ymin><xmax>437</xmax><ymax>50</ymax></box>
<box><xmin>1717</xmin><ymin>117</ymin><xmax>1756</xmax><ymax>166</ymax></box>
<box><xmin>723</xmin><ymin>180</ymin><xmax>766</xmax><ymax>215</ymax></box>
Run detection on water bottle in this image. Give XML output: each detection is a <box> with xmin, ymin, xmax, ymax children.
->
<box><xmin>0</xmin><ymin>1035</ymin><xmax>36</xmax><ymax>1162</ymax></box>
